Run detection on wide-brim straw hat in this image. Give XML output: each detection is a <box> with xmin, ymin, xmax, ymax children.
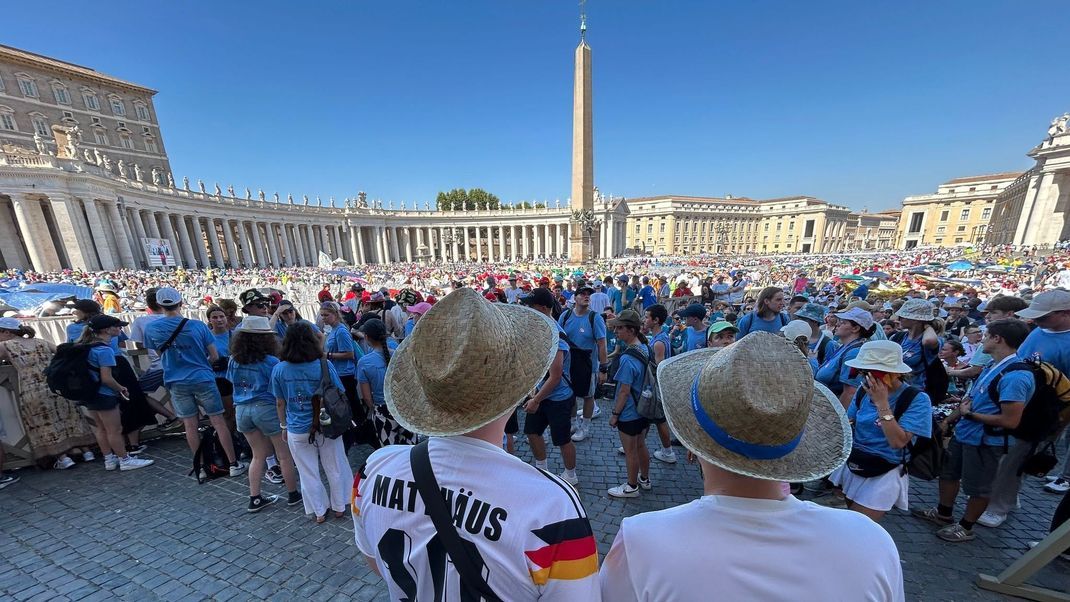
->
<box><xmin>657</xmin><ymin>332</ymin><xmax>850</xmax><ymax>482</ymax></box>
<box><xmin>236</xmin><ymin>315</ymin><xmax>274</xmax><ymax>334</ymax></box>
<box><xmin>385</xmin><ymin>288</ymin><xmax>558</xmax><ymax>437</ymax></box>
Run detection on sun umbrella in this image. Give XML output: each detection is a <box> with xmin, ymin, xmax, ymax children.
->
<box><xmin>862</xmin><ymin>271</ymin><xmax>890</xmax><ymax>279</ymax></box>
<box><xmin>947</xmin><ymin>261</ymin><xmax>974</xmax><ymax>272</ymax></box>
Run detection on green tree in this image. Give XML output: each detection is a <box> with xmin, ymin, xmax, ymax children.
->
<box><xmin>434</xmin><ymin>187</ymin><xmax>501</xmax><ymax>210</ymax></box>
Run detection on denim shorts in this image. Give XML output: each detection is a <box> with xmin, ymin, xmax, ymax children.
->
<box><xmin>169</xmin><ymin>380</ymin><xmax>225</xmax><ymax>419</ymax></box>
<box><xmin>83</xmin><ymin>393</ymin><xmax>120</xmax><ymax>412</ymax></box>
<box><xmin>236</xmin><ymin>401</ymin><xmax>282</xmax><ymax>436</ymax></box>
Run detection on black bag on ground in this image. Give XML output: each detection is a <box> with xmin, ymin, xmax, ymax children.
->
<box><xmin>45</xmin><ymin>342</ymin><xmax>106</xmax><ymax>403</ymax></box>
<box><xmin>190</xmin><ymin>425</ymin><xmax>230</xmax><ymax>484</ymax></box>
<box><xmin>1018</xmin><ymin>441</ymin><xmax>1059</xmax><ymax>478</ymax></box>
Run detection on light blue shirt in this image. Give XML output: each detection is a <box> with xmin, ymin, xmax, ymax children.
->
<box><xmin>649</xmin><ymin>331</ymin><xmax>672</xmax><ymax>362</ymax></box>
<box><xmin>1019</xmin><ymin>328</ymin><xmax>1070</xmax><ymax>374</ymax></box>
<box><xmin>87</xmin><ymin>344</ymin><xmax>118</xmax><ymax>396</ymax></box>
<box><xmin>270</xmin><ymin>360</ymin><xmax>344</xmax><ymax>435</ymax></box>
<box><xmin>614</xmin><ymin>345</ymin><xmax>646</xmax><ymax>422</ymax></box>
<box><xmin>849</xmin><ymin>384</ymin><xmax>933</xmax><ymax>463</ymax></box>
<box><xmin>227</xmin><ymin>356</ymin><xmax>280</xmax><ymax>406</ymax></box>
<box><xmin>144</xmin><ymin>316</ymin><xmax>216</xmax><ymax>386</ymax></box>
<box><xmin>326</xmin><ymin>325</ymin><xmax>357</xmax><ymax>376</ymax></box>
<box><xmin>684</xmin><ymin>326</ymin><xmax>706</xmax><ymax>353</ymax></box>
<box><xmin>558</xmin><ymin>309</ymin><xmax>606</xmax><ymax>352</ymax></box>
<box><xmin>736</xmin><ymin>311</ymin><xmax>790</xmax><ymax>338</ymax></box>
<box><xmin>607</xmin><ymin>286</ymin><xmax>623</xmax><ymax>314</ymax></box>
<box><xmin>898</xmin><ymin>333</ymin><xmax>942</xmax><ymax>390</ymax></box>
<box><xmin>211</xmin><ymin>329</ymin><xmax>231</xmax><ymax>377</ymax></box>
<box><xmin>67</xmin><ymin>322</ymin><xmax>126</xmax><ymax>353</ymax></box>
<box><xmin>815</xmin><ymin>339</ymin><xmax>864</xmax><ymax>397</ymax></box>
<box><xmin>542</xmin><ymin>325</ymin><xmax>573</xmax><ymax>402</ymax></box>
<box><xmin>357</xmin><ymin>349</ymin><xmax>389</xmax><ymax>405</ymax></box>
<box><xmin>956</xmin><ymin>355</ymin><xmax>1035</xmax><ymax>447</ymax></box>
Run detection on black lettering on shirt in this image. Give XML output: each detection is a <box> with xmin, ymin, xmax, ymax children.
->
<box><xmin>372</xmin><ymin>475</ymin><xmax>391</xmax><ymax>506</ymax></box>
<box><xmin>485</xmin><ymin>507</ymin><xmax>507</xmax><ymax>541</ymax></box>
<box><xmin>388</xmin><ymin>478</ymin><xmax>406</xmax><ymax>511</ymax></box>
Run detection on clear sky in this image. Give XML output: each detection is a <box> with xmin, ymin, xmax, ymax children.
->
<box><xmin>6</xmin><ymin>1</ymin><xmax>1069</xmax><ymax>211</ymax></box>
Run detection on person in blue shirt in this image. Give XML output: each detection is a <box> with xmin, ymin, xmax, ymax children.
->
<box><xmin>319</xmin><ymin>301</ymin><xmax>364</xmax><ymax>451</ymax></box>
<box><xmin>815</xmin><ymin>308</ymin><xmax>875</xmax><ymax>407</ymax></box>
<box><xmin>519</xmin><ymin>288</ymin><xmax>580</xmax><ymax>486</ymax></box>
<box><xmin>735</xmin><ymin>287</ymin><xmax>790</xmax><ymax>338</ymax></box>
<box><xmin>401</xmin><ymin>302</ymin><xmax>432</xmax><ymax>339</ymax></box>
<box><xmin>914</xmin><ymin>319</ymin><xmax>1034</xmax><ymax>543</ymax></box>
<box><xmin>605</xmin><ymin>276</ymin><xmax>623</xmax><ymax>314</ymax></box>
<box><xmin>272</xmin><ymin>321</ymin><xmax>353</xmax><ymax>524</ymax></box>
<box><xmin>206</xmin><ymin>305</ymin><xmax>234</xmax><ymax>408</ymax></box>
<box><xmin>638</xmin><ymin>277</ymin><xmax>657</xmax><ymax>310</ymax></box>
<box><xmin>826</xmin><ymin>340</ymin><xmax>932</xmax><ymax>522</ymax></box>
<box><xmin>678</xmin><ymin>303</ymin><xmax>708</xmax><ymax>353</ymax></box>
<box><xmin>558</xmin><ymin>287</ymin><xmax>608</xmax><ymax>441</ymax></box>
<box><xmin>607</xmin><ymin>310</ymin><xmax>651</xmax><ymax>499</ymax></box>
<box><xmin>66</xmin><ymin>299</ymin><xmax>129</xmax><ymax>353</ymax></box>
<box><xmin>144</xmin><ymin>287</ymin><xmax>245</xmax><ymax>476</ymax></box>
<box><xmin>271</xmin><ymin>300</ymin><xmax>320</xmax><ymax>342</ymax></box>
<box><xmin>623</xmin><ymin>275</ymin><xmax>638</xmax><ymax>309</ymax></box>
<box><xmin>890</xmin><ymin>299</ymin><xmax>942</xmax><ymax>393</ymax></box>
<box><xmin>643</xmin><ymin>304</ymin><xmax>677</xmax><ymax>464</ymax></box>
<box><xmin>227</xmin><ymin>316</ymin><xmax>299</xmax><ymax>512</ymax></box>
<box><xmin>77</xmin><ymin>314</ymin><xmax>154</xmax><ymax>472</ymax></box>
<box><xmin>357</xmin><ymin>318</ymin><xmax>415</xmax><ymax>447</ymax></box>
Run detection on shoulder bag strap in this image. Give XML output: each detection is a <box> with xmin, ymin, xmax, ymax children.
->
<box><xmin>158</xmin><ymin>318</ymin><xmax>189</xmax><ymax>354</ymax></box>
<box><xmin>318</xmin><ymin>358</ymin><xmax>331</xmax><ymax>394</ymax></box>
<box><xmin>409</xmin><ymin>441</ymin><xmax>502</xmax><ymax>602</ymax></box>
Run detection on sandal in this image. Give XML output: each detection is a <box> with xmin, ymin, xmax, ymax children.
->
<box><xmin>314</xmin><ymin>515</ymin><xmax>326</xmax><ymax>524</ymax></box>
<box><xmin>333</xmin><ymin>510</ymin><xmax>346</xmax><ymax>519</ymax></box>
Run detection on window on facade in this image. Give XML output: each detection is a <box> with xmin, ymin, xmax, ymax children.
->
<box><xmin>660</xmin><ymin>223</ymin><xmax>666</xmax><ymax>233</ymax></box>
<box><xmin>960</xmin><ymin>208</ymin><xmax>970</xmax><ymax>221</ymax></box>
<box><xmin>0</xmin><ymin>109</ymin><xmax>16</xmax><ymax>131</ymax></box>
<box><xmin>90</xmin><ymin>116</ymin><xmax>101</xmax><ymax>125</ymax></box>
<box><xmin>31</xmin><ymin>116</ymin><xmax>49</xmax><ymax>137</ymax></box>
<box><xmin>52</xmin><ymin>85</ymin><xmax>70</xmax><ymax>105</ymax></box>
<box><xmin>83</xmin><ymin>92</ymin><xmax>99</xmax><ymax>110</ymax></box>
<box><xmin>908</xmin><ymin>212</ymin><xmax>924</xmax><ymax>233</ymax></box>
<box><xmin>981</xmin><ymin>207</ymin><xmax>992</xmax><ymax>220</ymax></box>
<box><xmin>110</xmin><ymin>98</ymin><xmax>126</xmax><ymax>116</ymax></box>
<box><xmin>776</xmin><ymin>222</ymin><xmax>782</xmax><ymax>231</ymax></box>
<box><xmin>646</xmin><ymin>224</ymin><xmax>652</xmax><ymax>234</ymax></box>
<box><xmin>957</xmin><ymin>225</ymin><xmax>966</xmax><ymax>232</ymax></box>
<box><xmin>0</xmin><ymin>74</ymin><xmax>5</xmax><ymax>92</ymax></box>
<box><xmin>939</xmin><ymin>210</ymin><xmax>949</xmax><ymax>222</ymax></box>
<box><xmin>144</xmin><ymin>137</ymin><xmax>159</xmax><ymax>153</ymax></box>
<box><xmin>119</xmin><ymin>135</ymin><xmax>134</xmax><ymax>150</ymax></box>
<box><xmin>936</xmin><ymin>226</ymin><xmax>946</xmax><ymax>233</ymax></box>
<box><xmin>134</xmin><ymin>103</ymin><xmax>150</xmax><ymax>121</ymax></box>
<box><xmin>94</xmin><ymin>130</ymin><xmax>109</xmax><ymax>145</ymax></box>
<box><xmin>17</xmin><ymin>76</ymin><xmax>38</xmax><ymax>97</ymax></box>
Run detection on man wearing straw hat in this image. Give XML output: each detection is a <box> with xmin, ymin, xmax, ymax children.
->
<box><xmin>352</xmin><ymin>289</ymin><xmax>600</xmax><ymax>600</ymax></box>
<box><xmin>599</xmin><ymin>332</ymin><xmax>904</xmax><ymax>600</ymax></box>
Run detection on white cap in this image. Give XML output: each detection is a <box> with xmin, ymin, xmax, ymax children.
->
<box><xmin>781</xmin><ymin>319</ymin><xmax>812</xmax><ymax>343</ymax></box>
<box><xmin>156</xmin><ymin>287</ymin><xmax>182</xmax><ymax>307</ymax></box>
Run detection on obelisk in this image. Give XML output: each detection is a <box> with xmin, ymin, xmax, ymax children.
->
<box><xmin>569</xmin><ymin>9</ymin><xmax>594</xmax><ymax>262</ymax></box>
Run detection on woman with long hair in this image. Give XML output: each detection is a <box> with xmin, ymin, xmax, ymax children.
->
<box><xmin>357</xmin><ymin>318</ymin><xmax>414</xmax><ymax>447</ymax></box>
<box><xmin>227</xmin><ymin>317</ymin><xmax>300</xmax><ymax>512</ymax></box>
<box><xmin>0</xmin><ymin>319</ymin><xmax>94</xmax><ymax>469</ymax></box>
<box><xmin>320</xmin><ymin>301</ymin><xmax>363</xmax><ymax>450</ymax></box>
<box><xmin>816</xmin><ymin>308</ymin><xmax>876</xmax><ymax>408</ymax></box>
<box><xmin>606</xmin><ymin>310</ymin><xmax>652</xmax><ymax>498</ymax></box>
<box><xmin>76</xmin><ymin>316</ymin><xmax>154</xmax><ymax>472</ymax></box>
<box><xmin>735</xmin><ymin>286</ymin><xmax>789</xmax><ymax>338</ymax></box>
<box><xmin>271</xmin><ymin>322</ymin><xmax>352</xmax><ymax>524</ymax></box>
<box><xmin>891</xmin><ymin>299</ymin><xmax>943</xmax><ymax>394</ymax></box>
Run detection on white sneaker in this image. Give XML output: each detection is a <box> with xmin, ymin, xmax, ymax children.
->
<box><xmin>608</xmin><ymin>483</ymin><xmax>640</xmax><ymax>498</ymax></box>
<box><xmin>53</xmin><ymin>456</ymin><xmax>75</xmax><ymax>470</ymax></box>
<box><xmin>571</xmin><ymin>424</ymin><xmax>589</xmax><ymax>442</ymax></box>
<box><xmin>119</xmin><ymin>456</ymin><xmax>154</xmax><ymax>471</ymax></box>
<box><xmin>653</xmin><ymin>448</ymin><xmax>677</xmax><ymax>464</ymax></box>
<box><xmin>104</xmin><ymin>454</ymin><xmax>119</xmax><ymax>471</ymax></box>
<box><xmin>575</xmin><ymin>405</ymin><xmax>602</xmax><ymax>419</ymax></box>
<box><xmin>637</xmin><ymin>476</ymin><xmax>652</xmax><ymax>490</ymax></box>
<box><xmin>1045</xmin><ymin>478</ymin><xmax>1070</xmax><ymax>493</ymax></box>
<box><xmin>559</xmin><ymin>471</ymin><xmax>579</xmax><ymax>487</ymax></box>
<box><xmin>617</xmin><ymin>446</ymin><xmax>625</xmax><ymax>455</ymax></box>
<box><xmin>977</xmin><ymin>511</ymin><xmax>1006</xmax><ymax>528</ymax></box>
<box><xmin>82</xmin><ymin>451</ymin><xmax>95</xmax><ymax>462</ymax></box>
<box><xmin>229</xmin><ymin>461</ymin><xmax>249</xmax><ymax>477</ymax></box>
<box><xmin>1044</xmin><ymin>475</ymin><xmax>1060</xmax><ymax>483</ymax></box>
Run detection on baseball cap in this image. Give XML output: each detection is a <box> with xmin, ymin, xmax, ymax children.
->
<box><xmin>155</xmin><ymin>287</ymin><xmax>182</xmax><ymax>307</ymax></box>
<box><xmin>1017</xmin><ymin>289</ymin><xmax>1070</xmax><ymax>319</ymax></box>
<box><xmin>73</xmin><ymin>299</ymin><xmax>101</xmax><ymax>314</ymax></box>
<box><xmin>678</xmin><ymin>304</ymin><xmax>707</xmax><ymax>319</ymax></box>
<box><xmin>781</xmin><ymin>319</ymin><xmax>811</xmax><ymax>342</ymax></box>
<box><xmin>408</xmin><ymin>302</ymin><xmax>432</xmax><ymax>315</ymax></box>
<box><xmin>519</xmin><ymin>288</ymin><xmax>556</xmax><ymax>309</ymax></box>
<box><xmin>575</xmin><ymin>286</ymin><xmax>595</xmax><ymax>296</ymax></box>
<box><xmin>0</xmin><ymin>317</ymin><xmax>20</xmax><ymax>330</ymax></box>
<box><xmin>88</xmin><ymin>314</ymin><xmax>128</xmax><ymax>330</ymax></box>
<box><xmin>707</xmin><ymin>321</ymin><xmax>738</xmax><ymax>335</ymax></box>
<box><xmin>833</xmin><ymin>307</ymin><xmax>875</xmax><ymax>331</ymax></box>
<box><xmin>609</xmin><ymin>309</ymin><xmax>642</xmax><ymax>329</ymax></box>
<box><xmin>239</xmin><ymin>288</ymin><xmax>269</xmax><ymax>308</ymax></box>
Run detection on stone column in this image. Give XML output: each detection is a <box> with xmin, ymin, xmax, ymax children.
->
<box><xmin>498</xmin><ymin>225</ymin><xmax>506</xmax><ymax>260</ymax></box>
<box><xmin>403</xmin><ymin>228</ymin><xmax>413</xmax><ymax>262</ymax></box>
<box><xmin>234</xmin><ymin>221</ymin><xmax>252</xmax><ymax>266</ymax></box>
<box><xmin>349</xmin><ymin>225</ymin><xmax>360</xmax><ymax>265</ymax></box>
<box><xmin>460</xmin><ymin>227</ymin><xmax>468</xmax><ymax>260</ymax></box>
<box><xmin>143</xmin><ymin>210</ymin><xmax>161</xmax><ymax>238</ymax></box>
<box><xmin>307</xmin><ymin>225</ymin><xmax>318</xmax><ymax>263</ymax></box>
<box><xmin>292</xmin><ymin>224</ymin><xmax>307</xmax><ymax>267</ymax></box>
<box><xmin>509</xmin><ymin>225</ymin><xmax>517</xmax><ymax>260</ymax></box>
<box><xmin>282</xmin><ymin>225</ymin><xmax>297</xmax><ymax>267</ymax></box>
<box><xmin>12</xmin><ymin>196</ymin><xmax>62</xmax><ymax>271</ymax></box>
<box><xmin>82</xmin><ymin>200</ymin><xmax>118</xmax><ymax>270</ymax></box>
<box><xmin>206</xmin><ymin>219</ymin><xmax>225</xmax><ymax>268</ymax></box>
<box><xmin>386</xmin><ymin>227</ymin><xmax>398</xmax><ymax>262</ymax></box>
<box><xmin>438</xmin><ymin>227</ymin><xmax>447</xmax><ymax>260</ymax></box>
<box><xmin>172</xmin><ymin>214</ymin><xmax>197</xmax><ymax>268</ymax></box>
<box><xmin>415</xmin><ymin>228</ymin><xmax>424</xmax><ymax>258</ymax></box>
<box><xmin>474</xmin><ymin>226</ymin><xmax>482</xmax><ymax>261</ymax></box>
<box><xmin>267</xmin><ymin>224</ymin><xmax>281</xmax><ymax>267</ymax></box>
<box><xmin>189</xmin><ymin>217</ymin><xmax>210</xmax><ymax>267</ymax></box>
<box><xmin>251</xmin><ymin>222</ymin><xmax>267</xmax><ymax>266</ymax></box>
<box><xmin>521</xmin><ymin>225</ymin><xmax>530</xmax><ymax>258</ymax></box>
<box><xmin>219</xmin><ymin>219</ymin><xmax>239</xmax><ymax>268</ymax></box>
<box><xmin>158</xmin><ymin>213</ymin><xmax>183</xmax><ymax>268</ymax></box>
<box><xmin>606</xmin><ymin>217</ymin><xmax>615</xmax><ymax>258</ymax></box>
<box><xmin>487</xmin><ymin>227</ymin><xmax>495</xmax><ymax>262</ymax></box>
<box><xmin>548</xmin><ymin>223</ymin><xmax>556</xmax><ymax>257</ymax></box>
<box><xmin>535</xmin><ymin>224</ymin><xmax>543</xmax><ymax>258</ymax></box>
<box><xmin>560</xmin><ymin>223</ymin><xmax>568</xmax><ymax>257</ymax></box>
<box><xmin>332</xmin><ymin>227</ymin><xmax>344</xmax><ymax>262</ymax></box>
<box><xmin>128</xmin><ymin>207</ymin><xmax>149</xmax><ymax>268</ymax></box>
<box><xmin>49</xmin><ymin>195</ymin><xmax>96</xmax><ymax>270</ymax></box>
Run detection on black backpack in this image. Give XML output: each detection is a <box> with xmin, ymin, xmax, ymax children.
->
<box><xmin>190</xmin><ymin>426</ymin><xmax>230</xmax><ymax>484</ymax></box>
<box><xmin>853</xmin><ymin>385</ymin><xmax>943</xmax><ymax>480</ymax></box>
<box><xmin>559</xmin><ymin>309</ymin><xmax>598</xmax><ymax>398</ymax></box>
<box><xmin>45</xmin><ymin>342</ymin><xmax>106</xmax><ymax>403</ymax></box>
<box><xmin>313</xmin><ymin>359</ymin><xmax>354</xmax><ymax>440</ymax></box>
<box><xmin>891</xmin><ymin>332</ymin><xmax>950</xmax><ymax>403</ymax></box>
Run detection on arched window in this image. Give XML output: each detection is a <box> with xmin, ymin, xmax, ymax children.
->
<box><xmin>0</xmin><ymin>105</ymin><xmax>17</xmax><ymax>131</ymax></box>
<box><xmin>28</xmin><ymin>111</ymin><xmax>49</xmax><ymax>137</ymax></box>
<box><xmin>133</xmin><ymin>101</ymin><xmax>150</xmax><ymax>121</ymax></box>
<box><xmin>119</xmin><ymin>134</ymin><xmax>135</xmax><ymax>150</ymax></box>
<box><xmin>108</xmin><ymin>94</ymin><xmax>126</xmax><ymax>117</ymax></box>
<box><xmin>144</xmin><ymin>136</ymin><xmax>159</xmax><ymax>154</ymax></box>
<box><xmin>14</xmin><ymin>73</ymin><xmax>38</xmax><ymax>98</ymax></box>
<box><xmin>81</xmin><ymin>87</ymin><xmax>100</xmax><ymax>111</ymax></box>
<box><xmin>50</xmin><ymin>81</ymin><xmax>71</xmax><ymax>105</ymax></box>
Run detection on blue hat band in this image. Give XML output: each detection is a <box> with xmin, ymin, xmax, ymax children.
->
<box><xmin>690</xmin><ymin>377</ymin><xmax>803</xmax><ymax>460</ymax></box>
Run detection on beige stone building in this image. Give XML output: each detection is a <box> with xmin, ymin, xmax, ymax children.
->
<box><xmin>896</xmin><ymin>172</ymin><xmax>1020</xmax><ymax>249</ymax></box>
<box><xmin>624</xmin><ymin>195</ymin><xmax>855</xmax><ymax>255</ymax></box>
<box><xmin>846</xmin><ymin>210</ymin><xmax>900</xmax><ymax>250</ymax></box>
<box><xmin>0</xmin><ymin>44</ymin><xmax>170</xmax><ymax>176</ymax></box>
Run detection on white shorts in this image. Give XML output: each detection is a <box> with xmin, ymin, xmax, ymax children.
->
<box><xmin>829</xmin><ymin>462</ymin><xmax>910</xmax><ymax>512</ymax></box>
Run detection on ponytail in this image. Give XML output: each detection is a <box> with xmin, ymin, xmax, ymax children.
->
<box><xmin>75</xmin><ymin>325</ymin><xmax>96</xmax><ymax>345</ymax></box>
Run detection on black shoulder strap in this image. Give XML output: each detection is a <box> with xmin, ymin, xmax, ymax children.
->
<box><xmin>158</xmin><ymin>318</ymin><xmax>189</xmax><ymax>354</ymax></box>
<box><xmin>890</xmin><ymin>330</ymin><xmax>905</xmax><ymax>344</ymax></box>
<box><xmin>987</xmin><ymin>361</ymin><xmax>1031</xmax><ymax>402</ymax></box>
<box><xmin>852</xmin><ymin>385</ymin><xmax>866</xmax><ymax>411</ymax></box>
<box><xmin>780</xmin><ymin>312</ymin><xmax>789</xmax><ymax>327</ymax></box>
<box><xmin>562</xmin><ymin>308</ymin><xmax>573</xmax><ymax>324</ymax></box>
<box><xmin>892</xmin><ymin>386</ymin><xmax>921</xmax><ymax>421</ymax></box>
<box><xmin>409</xmin><ymin>441</ymin><xmax>502</xmax><ymax>602</ymax></box>
<box><xmin>589</xmin><ymin>311</ymin><xmax>596</xmax><ymax>332</ymax></box>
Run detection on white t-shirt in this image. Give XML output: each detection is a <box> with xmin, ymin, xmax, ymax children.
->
<box><xmin>589</xmin><ymin>291</ymin><xmax>610</xmax><ymax>314</ymax></box>
<box><xmin>129</xmin><ymin>313</ymin><xmax>165</xmax><ymax>371</ymax></box>
<box><xmin>600</xmin><ymin>494</ymin><xmax>904</xmax><ymax>602</ymax></box>
<box><xmin>353</xmin><ymin>436</ymin><xmax>600</xmax><ymax>601</ymax></box>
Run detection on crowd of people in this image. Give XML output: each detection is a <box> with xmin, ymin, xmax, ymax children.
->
<box><xmin>0</xmin><ymin>243</ymin><xmax>1068</xmax><ymax>599</ymax></box>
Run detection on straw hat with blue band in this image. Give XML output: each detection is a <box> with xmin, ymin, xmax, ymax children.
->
<box><xmin>656</xmin><ymin>332</ymin><xmax>851</xmax><ymax>482</ymax></box>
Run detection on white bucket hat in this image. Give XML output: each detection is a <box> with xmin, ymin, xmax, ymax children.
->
<box><xmin>844</xmin><ymin>340</ymin><xmax>912</xmax><ymax>374</ymax></box>
<box><xmin>656</xmin><ymin>332</ymin><xmax>850</xmax><ymax>482</ymax></box>
<box><xmin>235</xmin><ymin>315</ymin><xmax>274</xmax><ymax>334</ymax></box>
<box><xmin>893</xmin><ymin>298</ymin><xmax>936</xmax><ymax>322</ymax></box>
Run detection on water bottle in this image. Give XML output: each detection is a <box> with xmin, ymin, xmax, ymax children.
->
<box><xmin>319</xmin><ymin>407</ymin><xmax>332</xmax><ymax>426</ymax></box>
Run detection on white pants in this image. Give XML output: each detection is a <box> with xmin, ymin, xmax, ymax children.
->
<box><xmin>287</xmin><ymin>431</ymin><xmax>354</xmax><ymax>517</ymax></box>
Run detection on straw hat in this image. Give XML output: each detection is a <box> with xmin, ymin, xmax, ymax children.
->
<box><xmin>894</xmin><ymin>298</ymin><xmax>936</xmax><ymax>322</ymax></box>
<box><xmin>656</xmin><ymin>332</ymin><xmax>850</xmax><ymax>482</ymax></box>
<box><xmin>385</xmin><ymin>288</ymin><xmax>559</xmax><ymax>436</ymax></box>
<box><xmin>844</xmin><ymin>340</ymin><xmax>911</xmax><ymax>374</ymax></box>
<box><xmin>235</xmin><ymin>316</ymin><xmax>274</xmax><ymax>334</ymax></box>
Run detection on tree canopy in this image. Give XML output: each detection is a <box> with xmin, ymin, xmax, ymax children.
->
<box><xmin>435</xmin><ymin>188</ymin><xmax>501</xmax><ymax>211</ymax></box>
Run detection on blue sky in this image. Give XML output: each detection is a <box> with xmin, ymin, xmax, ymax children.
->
<box><xmin>7</xmin><ymin>1</ymin><xmax>1069</xmax><ymax>211</ymax></box>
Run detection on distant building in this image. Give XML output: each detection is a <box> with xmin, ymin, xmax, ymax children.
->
<box><xmin>896</xmin><ymin>172</ymin><xmax>1020</xmax><ymax>249</ymax></box>
<box><xmin>846</xmin><ymin>210</ymin><xmax>900</xmax><ymax>251</ymax></box>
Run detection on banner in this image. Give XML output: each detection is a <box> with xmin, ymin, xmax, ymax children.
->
<box><xmin>142</xmin><ymin>237</ymin><xmax>176</xmax><ymax>268</ymax></box>
<box><xmin>317</xmin><ymin>251</ymin><xmax>333</xmax><ymax>268</ymax></box>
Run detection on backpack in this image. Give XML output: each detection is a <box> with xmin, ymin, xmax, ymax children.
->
<box><xmin>190</xmin><ymin>425</ymin><xmax>230</xmax><ymax>483</ymax></box>
<box><xmin>852</xmin><ymin>386</ymin><xmax>944</xmax><ymax>480</ymax></box>
<box><xmin>738</xmin><ymin>311</ymin><xmax>788</xmax><ymax>336</ymax></box>
<box><xmin>623</xmin><ymin>347</ymin><xmax>663</xmax><ymax>421</ymax></box>
<box><xmin>45</xmin><ymin>342</ymin><xmax>106</xmax><ymax>403</ymax></box>
<box><xmin>815</xmin><ymin>334</ymin><xmax>834</xmax><ymax>366</ymax></box>
<box><xmin>314</xmin><ymin>359</ymin><xmax>354</xmax><ymax>439</ymax></box>
<box><xmin>984</xmin><ymin>356</ymin><xmax>1070</xmax><ymax>443</ymax></box>
<box><xmin>891</xmin><ymin>332</ymin><xmax>950</xmax><ymax>403</ymax></box>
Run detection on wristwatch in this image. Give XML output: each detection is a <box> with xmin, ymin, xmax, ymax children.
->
<box><xmin>877</xmin><ymin>411</ymin><xmax>894</xmax><ymax>423</ymax></box>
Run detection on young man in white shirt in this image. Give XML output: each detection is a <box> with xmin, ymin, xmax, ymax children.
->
<box><xmin>352</xmin><ymin>289</ymin><xmax>600</xmax><ymax>601</ymax></box>
<box><xmin>600</xmin><ymin>332</ymin><xmax>905</xmax><ymax>601</ymax></box>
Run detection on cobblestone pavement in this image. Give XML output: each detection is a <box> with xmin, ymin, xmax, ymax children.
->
<box><xmin>1</xmin><ymin>398</ymin><xmax>1068</xmax><ymax>601</ymax></box>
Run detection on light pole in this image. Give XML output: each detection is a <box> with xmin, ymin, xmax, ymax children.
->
<box><xmin>571</xmin><ymin>208</ymin><xmax>600</xmax><ymax>262</ymax></box>
<box><xmin>714</xmin><ymin>221</ymin><xmax>731</xmax><ymax>255</ymax></box>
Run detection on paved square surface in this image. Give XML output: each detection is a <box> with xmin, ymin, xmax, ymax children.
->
<box><xmin>1</xmin><ymin>400</ymin><xmax>1068</xmax><ymax>600</ymax></box>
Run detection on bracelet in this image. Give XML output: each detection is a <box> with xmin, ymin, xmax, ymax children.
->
<box><xmin>280</xmin><ymin>423</ymin><xmax>287</xmax><ymax>430</ymax></box>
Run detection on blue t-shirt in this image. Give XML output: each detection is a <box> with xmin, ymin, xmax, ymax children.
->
<box><xmin>227</xmin><ymin>356</ymin><xmax>280</xmax><ymax>406</ymax></box>
<box><xmin>684</xmin><ymin>326</ymin><xmax>706</xmax><ymax>353</ymax></box>
<box><xmin>815</xmin><ymin>339</ymin><xmax>864</xmax><ymax>397</ymax></box>
<box><xmin>1019</xmin><ymin>329</ymin><xmax>1070</xmax><ymax>375</ymax></box>
<box><xmin>274</xmin><ymin>318</ymin><xmax>320</xmax><ymax>341</ymax></box>
<box><xmin>67</xmin><ymin>321</ymin><xmax>126</xmax><ymax>353</ymax></box>
<box><xmin>607</xmin><ymin>287</ymin><xmax>623</xmax><ymax>313</ymax></box>
<box><xmin>956</xmin><ymin>356</ymin><xmax>1035</xmax><ymax>447</ymax></box>
<box><xmin>639</xmin><ymin>286</ymin><xmax>657</xmax><ymax>309</ymax></box>
<box><xmin>144</xmin><ymin>316</ymin><xmax>217</xmax><ymax>386</ymax></box>
<box><xmin>270</xmin><ymin>360</ymin><xmax>344</xmax><ymax>435</ymax></box>
<box><xmin>403</xmin><ymin>319</ymin><xmax>415</xmax><ymax>339</ymax></box>
<box><xmin>541</xmin><ymin>326</ymin><xmax>574</xmax><ymax>402</ymax></box>
<box><xmin>87</xmin><ymin>344</ymin><xmax>118</xmax><ymax>397</ymax></box>
<box><xmin>356</xmin><ymin>349</ymin><xmax>389</xmax><ymax>405</ymax></box>
<box><xmin>649</xmin><ymin>331</ymin><xmax>672</xmax><ymax>363</ymax></box>
<box><xmin>211</xmin><ymin>330</ymin><xmax>231</xmax><ymax>377</ymax></box>
<box><xmin>625</xmin><ymin>286</ymin><xmax>638</xmax><ymax>306</ymax></box>
<box><xmin>736</xmin><ymin>311</ymin><xmax>790</xmax><ymax>338</ymax></box>
<box><xmin>898</xmin><ymin>333</ymin><xmax>942</xmax><ymax>390</ymax></box>
<box><xmin>326</xmin><ymin>325</ymin><xmax>357</xmax><ymax>376</ymax></box>
<box><xmin>614</xmin><ymin>345</ymin><xmax>646</xmax><ymax>422</ymax></box>
<box><xmin>558</xmin><ymin>309</ymin><xmax>607</xmax><ymax>353</ymax></box>
<box><xmin>849</xmin><ymin>384</ymin><xmax>933</xmax><ymax>463</ymax></box>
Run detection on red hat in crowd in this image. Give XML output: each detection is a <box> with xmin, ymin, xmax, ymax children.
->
<box><xmin>484</xmin><ymin>291</ymin><xmax>498</xmax><ymax>302</ymax></box>
<box><xmin>425</xmin><ymin>295</ymin><xmax>438</xmax><ymax>305</ymax></box>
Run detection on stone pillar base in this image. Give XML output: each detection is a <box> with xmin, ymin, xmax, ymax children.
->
<box><xmin>569</xmin><ymin>222</ymin><xmax>595</xmax><ymax>263</ymax></box>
